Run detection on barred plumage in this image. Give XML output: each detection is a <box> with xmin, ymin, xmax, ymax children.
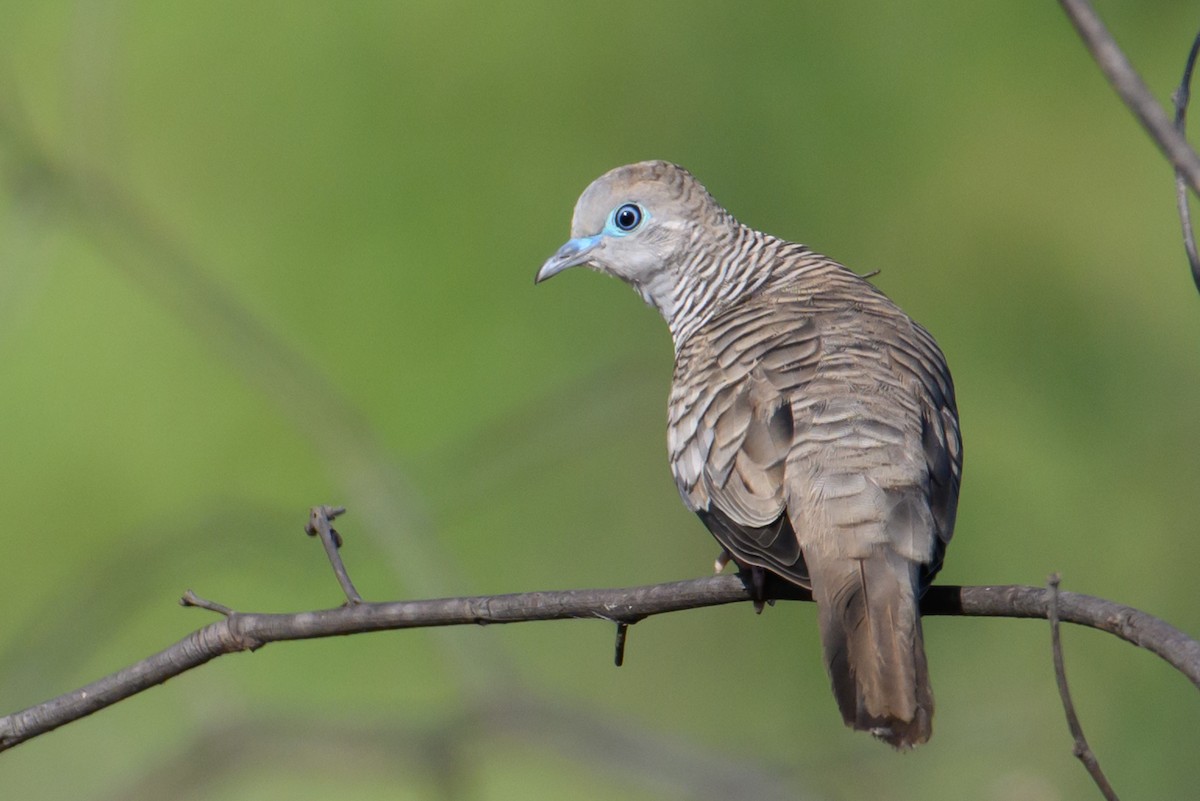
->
<box><xmin>537</xmin><ymin>160</ymin><xmax>962</xmax><ymax>748</ymax></box>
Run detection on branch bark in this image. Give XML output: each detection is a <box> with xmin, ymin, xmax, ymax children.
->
<box><xmin>1</xmin><ymin>574</ymin><xmax>1196</xmax><ymax>754</ymax></box>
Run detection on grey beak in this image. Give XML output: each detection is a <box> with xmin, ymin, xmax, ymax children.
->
<box><xmin>535</xmin><ymin>235</ymin><xmax>601</xmax><ymax>284</ymax></box>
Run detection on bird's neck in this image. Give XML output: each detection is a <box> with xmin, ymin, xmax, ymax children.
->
<box><xmin>660</xmin><ymin>227</ymin><xmax>811</xmax><ymax>351</ymax></box>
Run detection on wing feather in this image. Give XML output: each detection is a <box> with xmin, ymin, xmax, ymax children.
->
<box><xmin>669</xmin><ymin>283</ymin><xmax>960</xmax><ymax>592</ymax></box>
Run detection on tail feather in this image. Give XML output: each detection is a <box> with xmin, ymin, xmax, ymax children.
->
<box><xmin>811</xmin><ymin>549</ymin><xmax>933</xmax><ymax>748</ymax></box>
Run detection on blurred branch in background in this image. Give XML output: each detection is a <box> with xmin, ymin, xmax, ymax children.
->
<box><xmin>95</xmin><ymin>700</ymin><xmax>809</xmax><ymax>801</ymax></box>
<box><xmin>1058</xmin><ymin>0</ymin><xmax>1200</xmax><ymax>292</ymax></box>
<box><xmin>129</xmin><ymin>670</ymin><xmax>1139</xmax><ymax>801</ymax></box>
<box><xmin>0</xmin><ymin>98</ymin><xmax>455</xmax><ymax>605</ymax></box>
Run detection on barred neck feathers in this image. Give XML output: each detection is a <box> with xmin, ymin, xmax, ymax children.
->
<box><xmin>665</xmin><ymin>226</ymin><xmax>829</xmax><ymax>349</ymax></box>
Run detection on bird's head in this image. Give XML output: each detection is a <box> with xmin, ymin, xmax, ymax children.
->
<box><xmin>536</xmin><ymin>161</ymin><xmax>734</xmax><ymax>315</ymax></box>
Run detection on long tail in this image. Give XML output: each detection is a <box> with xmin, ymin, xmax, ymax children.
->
<box><xmin>809</xmin><ymin>548</ymin><xmax>933</xmax><ymax>748</ymax></box>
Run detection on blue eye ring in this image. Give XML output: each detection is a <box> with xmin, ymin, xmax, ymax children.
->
<box><xmin>612</xmin><ymin>202</ymin><xmax>644</xmax><ymax>233</ymax></box>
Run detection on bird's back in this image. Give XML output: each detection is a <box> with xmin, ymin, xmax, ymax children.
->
<box><xmin>669</xmin><ymin>252</ymin><xmax>960</xmax><ymax>581</ymax></box>
<box><xmin>667</xmin><ymin>250</ymin><xmax>961</xmax><ymax>746</ymax></box>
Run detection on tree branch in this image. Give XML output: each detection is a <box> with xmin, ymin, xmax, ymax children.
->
<box><xmin>1058</xmin><ymin>0</ymin><xmax>1200</xmax><ymax>195</ymax></box>
<box><xmin>1</xmin><ymin>572</ymin><xmax>1195</xmax><ymax>754</ymax></box>
<box><xmin>1058</xmin><ymin>0</ymin><xmax>1200</xmax><ymax>294</ymax></box>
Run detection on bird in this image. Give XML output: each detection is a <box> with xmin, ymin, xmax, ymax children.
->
<box><xmin>535</xmin><ymin>161</ymin><xmax>962</xmax><ymax>748</ymax></box>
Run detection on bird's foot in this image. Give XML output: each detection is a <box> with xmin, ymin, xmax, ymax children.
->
<box><xmin>713</xmin><ymin>549</ymin><xmax>732</xmax><ymax>574</ymax></box>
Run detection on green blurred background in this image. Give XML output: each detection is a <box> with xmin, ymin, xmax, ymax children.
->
<box><xmin>1</xmin><ymin>2</ymin><xmax>1198</xmax><ymax>799</ymax></box>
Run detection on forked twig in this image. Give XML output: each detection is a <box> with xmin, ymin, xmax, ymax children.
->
<box><xmin>304</xmin><ymin>505</ymin><xmax>363</xmax><ymax>604</ymax></box>
<box><xmin>1058</xmin><ymin>0</ymin><xmax>1200</xmax><ymax>295</ymax></box>
<box><xmin>1057</xmin><ymin>0</ymin><xmax>1200</xmax><ymax>195</ymax></box>
<box><xmin>1047</xmin><ymin>573</ymin><xmax>1120</xmax><ymax>801</ymax></box>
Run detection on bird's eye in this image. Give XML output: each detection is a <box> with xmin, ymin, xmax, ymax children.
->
<box><xmin>613</xmin><ymin>203</ymin><xmax>644</xmax><ymax>233</ymax></box>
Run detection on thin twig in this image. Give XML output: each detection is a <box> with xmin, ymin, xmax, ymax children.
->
<box><xmin>1173</xmin><ymin>30</ymin><xmax>1200</xmax><ymax>293</ymax></box>
<box><xmin>304</xmin><ymin>505</ymin><xmax>363</xmax><ymax>604</ymax></box>
<box><xmin>0</xmin><ymin>576</ymin><xmax>1195</xmax><ymax>754</ymax></box>
<box><xmin>179</xmin><ymin>589</ymin><xmax>234</xmax><ymax>617</ymax></box>
<box><xmin>1048</xmin><ymin>574</ymin><xmax>1120</xmax><ymax>801</ymax></box>
<box><xmin>1058</xmin><ymin>0</ymin><xmax>1200</xmax><ymax>198</ymax></box>
<box><xmin>614</xmin><ymin>622</ymin><xmax>629</xmax><ymax>667</ymax></box>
